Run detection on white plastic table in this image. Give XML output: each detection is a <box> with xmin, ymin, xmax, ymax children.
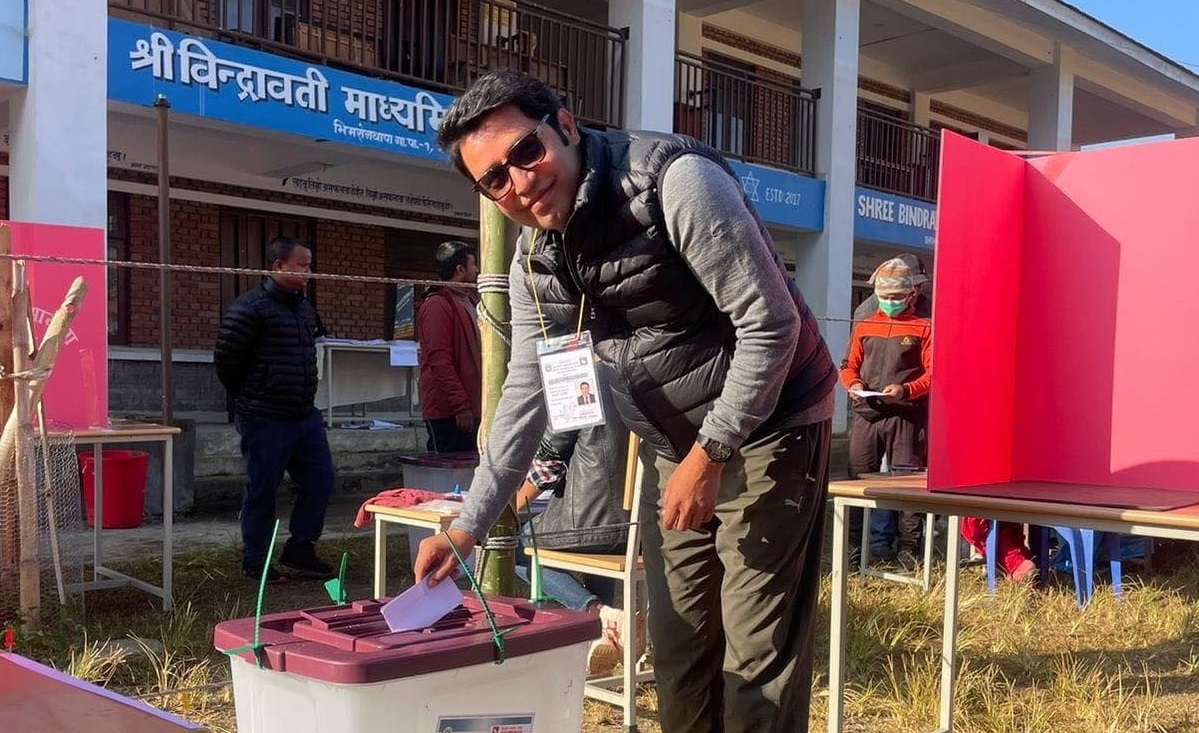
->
<box><xmin>316</xmin><ymin>340</ymin><xmax>418</xmax><ymax>427</ymax></box>
<box><xmin>63</xmin><ymin>421</ymin><xmax>181</xmax><ymax>612</ymax></box>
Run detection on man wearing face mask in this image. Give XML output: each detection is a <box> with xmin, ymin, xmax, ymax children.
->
<box><xmin>840</xmin><ymin>257</ymin><xmax>932</xmax><ymax>565</ymax></box>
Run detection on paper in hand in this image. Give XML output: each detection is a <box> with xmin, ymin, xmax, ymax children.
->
<box><xmin>381</xmin><ymin>577</ymin><xmax>463</xmax><ymax>633</ymax></box>
<box><xmin>850</xmin><ymin>389</ymin><xmax>887</xmax><ymax>398</ymax></box>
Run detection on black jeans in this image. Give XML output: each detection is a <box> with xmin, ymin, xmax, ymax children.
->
<box><xmin>425</xmin><ymin>418</ymin><xmax>478</xmax><ymax>453</ymax></box>
<box><xmin>235</xmin><ymin>409</ymin><xmax>334</xmax><ymax>568</ymax></box>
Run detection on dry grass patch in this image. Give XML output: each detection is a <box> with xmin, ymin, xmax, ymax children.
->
<box><xmin>10</xmin><ymin>534</ymin><xmax>1199</xmax><ymax>732</ymax></box>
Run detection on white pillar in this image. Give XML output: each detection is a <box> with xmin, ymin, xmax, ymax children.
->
<box><xmin>9</xmin><ymin>0</ymin><xmax>107</xmax><ymax>228</ymax></box>
<box><xmin>609</xmin><ymin>0</ymin><xmax>676</xmax><ymax>132</ymax></box>
<box><xmin>1028</xmin><ymin>44</ymin><xmax>1074</xmax><ymax>152</ymax></box>
<box><xmin>911</xmin><ymin>92</ymin><xmax>932</xmax><ymax>128</ymax></box>
<box><xmin>798</xmin><ymin>0</ymin><xmax>859</xmax><ymax>432</ymax></box>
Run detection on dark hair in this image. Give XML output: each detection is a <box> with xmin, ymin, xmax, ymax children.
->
<box><xmin>267</xmin><ymin>236</ymin><xmax>308</xmax><ymax>266</ymax></box>
<box><xmin>435</xmin><ymin>240</ymin><xmax>474</xmax><ymax>280</ymax></box>
<box><xmin>436</xmin><ymin>69</ymin><xmax>565</xmax><ymax>178</ymax></box>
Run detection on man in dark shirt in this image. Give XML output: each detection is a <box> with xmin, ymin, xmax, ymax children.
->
<box><xmin>214</xmin><ymin>236</ymin><xmax>335</xmax><ymax>583</ymax></box>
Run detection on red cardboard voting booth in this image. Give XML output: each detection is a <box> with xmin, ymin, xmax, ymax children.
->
<box><xmin>3</xmin><ymin>221</ymin><xmax>108</xmax><ymax>429</ymax></box>
<box><xmin>929</xmin><ymin>133</ymin><xmax>1199</xmax><ymax>506</ymax></box>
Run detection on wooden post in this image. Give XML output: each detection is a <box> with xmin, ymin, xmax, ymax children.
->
<box><xmin>476</xmin><ymin>197</ymin><xmax>518</xmax><ymax>598</ymax></box>
<box><xmin>0</xmin><ymin>227</ymin><xmax>15</xmax><ymax>591</ymax></box>
<box><xmin>11</xmin><ymin>263</ymin><xmax>39</xmax><ymax>623</ymax></box>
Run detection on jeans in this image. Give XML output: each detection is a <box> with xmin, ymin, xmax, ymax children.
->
<box><xmin>235</xmin><ymin>409</ymin><xmax>335</xmax><ymax>568</ymax></box>
<box><xmin>515</xmin><ymin>523</ymin><xmax>616</xmax><ymax>611</ymax></box>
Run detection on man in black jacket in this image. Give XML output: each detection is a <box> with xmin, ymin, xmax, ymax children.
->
<box><xmin>214</xmin><ymin>236</ymin><xmax>334</xmax><ymax>582</ymax></box>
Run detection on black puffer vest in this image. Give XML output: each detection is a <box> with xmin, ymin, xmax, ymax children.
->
<box><xmin>214</xmin><ymin>279</ymin><xmax>322</xmax><ymax>421</ymax></box>
<box><xmin>520</xmin><ymin>130</ymin><xmax>836</xmax><ymax>461</ymax></box>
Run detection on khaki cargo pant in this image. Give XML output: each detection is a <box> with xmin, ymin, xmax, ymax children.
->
<box><xmin>639</xmin><ymin>419</ymin><xmax>831</xmax><ymax>733</ymax></box>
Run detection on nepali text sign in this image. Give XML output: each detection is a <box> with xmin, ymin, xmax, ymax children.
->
<box><xmin>0</xmin><ymin>1</ymin><xmax>26</xmax><ymax>84</ymax></box>
<box><xmin>728</xmin><ymin>161</ymin><xmax>824</xmax><ymax>232</ymax></box>
<box><xmin>854</xmin><ymin>187</ymin><xmax>936</xmax><ymax>248</ymax></box>
<box><xmin>108</xmin><ymin>18</ymin><xmax>453</xmax><ymax>162</ymax></box>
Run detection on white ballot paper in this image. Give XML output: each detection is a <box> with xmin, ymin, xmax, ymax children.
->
<box><xmin>381</xmin><ymin>577</ymin><xmax>463</xmax><ymax>633</ymax></box>
<box><xmin>849</xmin><ymin>389</ymin><xmax>888</xmax><ymax>398</ymax></box>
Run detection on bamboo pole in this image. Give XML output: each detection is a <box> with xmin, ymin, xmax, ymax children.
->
<box><xmin>11</xmin><ymin>263</ymin><xmax>39</xmax><ymax>623</ymax></box>
<box><xmin>476</xmin><ymin>197</ymin><xmax>517</xmax><ymax>598</ymax></box>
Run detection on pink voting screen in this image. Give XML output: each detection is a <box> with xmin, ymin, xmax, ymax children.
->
<box><xmin>931</xmin><ymin>134</ymin><xmax>1199</xmax><ymax>492</ymax></box>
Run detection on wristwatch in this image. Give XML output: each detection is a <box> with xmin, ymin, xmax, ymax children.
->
<box><xmin>698</xmin><ymin>435</ymin><xmax>735</xmax><ymax>463</ymax></box>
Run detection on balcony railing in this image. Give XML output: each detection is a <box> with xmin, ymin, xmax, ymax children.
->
<box><xmin>673</xmin><ymin>52</ymin><xmax>817</xmax><ymax>176</ymax></box>
<box><xmin>109</xmin><ymin>0</ymin><xmax>627</xmax><ymax>129</ymax></box>
<box><xmin>856</xmin><ymin>109</ymin><xmax>940</xmax><ymax>203</ymax></box>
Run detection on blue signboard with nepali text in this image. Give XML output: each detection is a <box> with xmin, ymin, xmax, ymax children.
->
<box><xmin>727</xmin><ymin>160</ymin><xmax>825</xmax><ymax>232</ymax></box>
<box><xmin>853</xmin><ymin>187</ymin><xmax>937</xmax><ymax>249</ymax></box>
<box><xmin>108</xmin><ymin>18</ymin><xmax>453</xmax><ymax>163</ymax></box>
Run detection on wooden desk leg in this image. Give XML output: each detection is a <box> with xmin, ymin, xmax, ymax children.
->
<box><xmin>922</xmin><ymin>512</ymin><xmax>936</xmax><ymax>591</ymax></box>
<box><xmin>374</xmin><ymin>515</ymin><xmax>388</xmax><ymax>598</ymax></box>
<box><xmin>827</xmin><ymin>499</ymin><xmax>850</xmax><ymax>733</ymax></box>
<box><xmin>163</xmin><ymin>436</ymin><xmax>174</xmax><ymax>612</ymax></box>
<box><xmin>325</xmin><ymin>351</ymin><xmax>335</xmax><ymax>427</ymax></box>
<box><xmin>92</xmin><ymin>442</ymin><xmax>103</xmax><ymax>582</ymax></box>
<box><xmin>938</xmin><ymin>514</ymin><xmax>963</xmax><ymax>733</ymax></box>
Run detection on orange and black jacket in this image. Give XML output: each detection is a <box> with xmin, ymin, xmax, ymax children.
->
<box><xmin>839</xmin><ymin>310</ymin><xmax>932</xmax><ymax>421</ymax></box>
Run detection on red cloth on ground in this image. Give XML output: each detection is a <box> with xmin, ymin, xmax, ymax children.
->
<box><xmin>960</xmin><ymin>517</ymin><xmax>1033</xmax><ymax>577</ymax></box>
<box><xmin>353</xmin><ymin>489</ymin><xmax>461</xmax><ymax>529</ymax></box>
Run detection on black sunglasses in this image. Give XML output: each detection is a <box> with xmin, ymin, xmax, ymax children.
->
<box><xmin>472</xmin><ymin>113</ymin><xmax>551</xmax><ymax>201</ymax></box>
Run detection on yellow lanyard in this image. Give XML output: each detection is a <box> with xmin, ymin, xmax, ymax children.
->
<box><xmin>525</xmin><ymin>228</ymin><xmax>587</xmax><ymax>342</ymax></box>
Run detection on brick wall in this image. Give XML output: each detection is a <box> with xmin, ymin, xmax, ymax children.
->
<box><xmin>125</xmin><ymin>195</ymin><xmax>223</xmax><ymax>349</ymax></box>
<box><xmin>312</xmin><ymin>219</ymin><xmax>388</xmax><ymax>340</ymax></box>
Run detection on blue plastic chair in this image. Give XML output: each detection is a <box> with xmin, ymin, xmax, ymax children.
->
<box><xmin>985</xmin><ymin>522</ymin><xmax>1121</xmax><ymax>607</ymax></box>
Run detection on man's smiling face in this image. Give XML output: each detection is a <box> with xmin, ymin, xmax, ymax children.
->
<box><xmin>457</xmin><ymin>104</ymin><xmax>582</xmax><ymax>232</ymax></box>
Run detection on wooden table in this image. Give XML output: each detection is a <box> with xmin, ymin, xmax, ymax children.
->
<box><xmin>826</xmin><ymin>476</ymin><xmax>1199</xmax><ymax>733</ymax></box>
<box><xmin>365</xmin><ymin>503</ymin><xmax>460</xmax><ymax>598</ymax></box>
<box><xmin>64</xmin><ymin>421</ymin><xmax>181</xmax><ymax>611</ymax></box>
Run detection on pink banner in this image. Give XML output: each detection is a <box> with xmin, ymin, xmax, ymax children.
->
<box><xmin>4</xmin><ymin>221</ymin><xmax>108</xmax><ymax>429</ymax></box>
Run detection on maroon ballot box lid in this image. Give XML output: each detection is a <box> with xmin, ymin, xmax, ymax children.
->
<box><xmin>397</xmin><ymin>452</ymin><xmax>479</xmax><ymax>469</ymax></box>
<box><xmin>213</xmin><ymin>593</ymin><xmax>599</xmax><ymax>685</ymax></box>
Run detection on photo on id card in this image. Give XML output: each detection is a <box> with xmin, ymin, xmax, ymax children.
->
<box><xmin>537</xmin><ymin>331</ymin><xmax>605</xmax><ymax>433</ymax></box>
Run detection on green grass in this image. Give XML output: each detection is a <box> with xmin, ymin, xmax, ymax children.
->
<box><xmin>10</xmin><ymin>533</ymin><xmax>1199</xmax><ymax>733</ymax></box>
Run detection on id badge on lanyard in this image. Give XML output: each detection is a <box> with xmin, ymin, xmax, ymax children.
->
<box><xmin>536</xmin><ymin>330</ymin><xmax>606</xmax><ymax>433</ymax></box>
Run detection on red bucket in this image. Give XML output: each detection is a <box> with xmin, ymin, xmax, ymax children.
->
<box><xmin>79</xmin><ymin>450</ymin><xmax>149</xmax><ymax>529</ymax></box>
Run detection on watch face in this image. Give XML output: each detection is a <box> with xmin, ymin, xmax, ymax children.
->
<box><xmin>704</xmin><ymin>439</ymin><xmax>733</xmax><ymax>462</ymax></box>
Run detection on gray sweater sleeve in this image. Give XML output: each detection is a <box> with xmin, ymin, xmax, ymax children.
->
<box><xmin>660</xmin><ymin>154</ymin><xmax>802</xmax><ymax>450</ymax></box>
<box><xmin>449</xmin><ymin>238</ymin><xmax>559</xmax><ymax>540</ymax></box>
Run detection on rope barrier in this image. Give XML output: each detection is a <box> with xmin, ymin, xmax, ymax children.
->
<box><xmin>0</xmin><ymin>251</ymin><xmax>918</xmax><ymax>327</ymax></box>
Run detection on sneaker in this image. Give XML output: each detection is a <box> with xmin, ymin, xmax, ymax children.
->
<box><xmin>279</xmin><ymin>542</ymin><xmax>335</xmax><ymax>579</ymax></box>
<box><xmin>598</xmin><ymin>605</ymin><xmax>647</xmax><ymax>662</ymax></box>
<box><xmin>242</xmin><ymin>564</ymin><xmax>287</xmax><ymax>584</ymax></box>
<box><xmin>587</xmin><ymin>639</ymin><xmax>620</xmax><ymax>678</ymax></box>
<box><xmin>869</xmin><ymin>544</ymin><xmax>896</xmax><ymax>564</ymax></box>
